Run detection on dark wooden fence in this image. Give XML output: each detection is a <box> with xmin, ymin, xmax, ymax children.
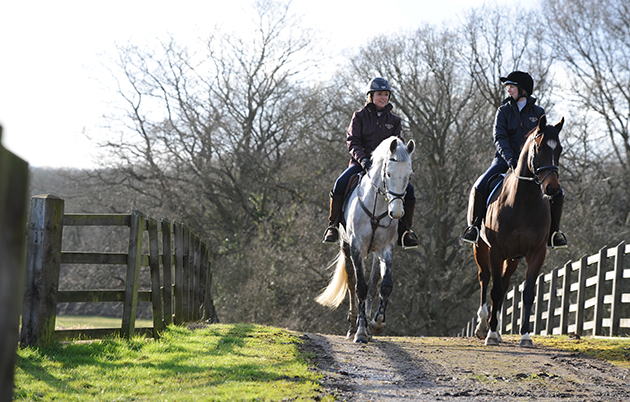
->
<box><xmin>461</xmin><ymin>241</ymin><xmax>630</xmax><ymax>338</ymax></box>
<box><xmin>0</xmin><ymin>126</ymin><xmax>29</xmax><ymax>402</ymax></box>
<box><xmin>20</xmin><ymin>194</ymin><xmax>219</xmax><ymax>346</ymax></box>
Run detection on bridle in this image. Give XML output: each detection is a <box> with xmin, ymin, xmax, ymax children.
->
<box><xmin>513</xmin><ymin>131</ymin><xmax>559</xmax><ymax>187</ymax></box>
<box><xmin>357</xmin><ymin>157</ymin><xmax>410</xmax><ymax>249</ymax></box>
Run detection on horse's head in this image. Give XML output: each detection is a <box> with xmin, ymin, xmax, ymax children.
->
<box><xmin>375</xmin><ymin>137</ymin><xmax>415</xmax><ymax>220</ymax></box>
<box><xmin>525</xmin><ymin>115</ymin><xmax>564</xmax><ymax>196</ymax></box>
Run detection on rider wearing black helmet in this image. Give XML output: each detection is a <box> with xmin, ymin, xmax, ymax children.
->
<box><xmin>322</xmin><ymin>77</ymin><xmax>419</xmax><ymax>249</ymax></box>
<box><xmin>461</xmin><ymin>71</ymin><xmax>568</xmax><ymax>249</ymax></box>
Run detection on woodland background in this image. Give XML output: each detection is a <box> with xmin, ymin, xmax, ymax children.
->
<box><xmin>28</xmin><ymin>0</ymin><xmax>630</xmax><ymax>336</ymax></box>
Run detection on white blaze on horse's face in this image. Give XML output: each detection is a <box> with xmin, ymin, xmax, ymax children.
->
<box><xmin>384</xmin><ymin>157</ymin><xmax>412</xmax><ymax>220</ymax></box>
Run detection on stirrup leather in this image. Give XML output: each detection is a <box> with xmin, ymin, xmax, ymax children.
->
<box><xmin>322</xmin><ymin>226</ymin><xmax>340</xmax><ymax>244</ymax></box>
<box><xmin>550</xmin><ymin>231</ymin><xmax>568</xmax><ymax>249</ymax></box>
<box><xmin>462</xmin><ymin>225</ymin><xmax>480</xmax><ymax>244</ymax></box>
<box><xmin>400</xmin><ymin>230</ymin><xmax>419</xmax><ymax>250</ymax></box>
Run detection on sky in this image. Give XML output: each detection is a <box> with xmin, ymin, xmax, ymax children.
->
<box><xmin>0</xmin><ymin>0</ymin><xmax>505</xmax><ymax>169</ymax></box>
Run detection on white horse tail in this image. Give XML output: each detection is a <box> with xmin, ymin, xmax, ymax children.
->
<box><xmin>315</xmin><ymin>249</ymin><xmax>348</xmax><ymax>308</ymax></box>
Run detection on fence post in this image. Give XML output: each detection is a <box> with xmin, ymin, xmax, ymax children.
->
<box><xmin>593</xmin><ymin>247</ymin><xmax>608</xmax><ymax>336</ymax></box>
<box><xmin>203</xmin><ymin>247</ymin><xmax>219</xmax><ymax>323</ymax></box>
<box><xmin>173</xmin><ymin>222</ymin><xmax>184</xmax><ymax>324</ymax></box>
<box><xmin>20</xmin><ymin>195</ymin><xmax>64</xmax><ymax>347</ymax></box>
<box><xmin>161</xmin><ymin>220</ymin><xmax>174</xmax><ymax>326</ymax></box>
<box><xmin>147</xmin><ymin>217</ymin><xmax>163</xmax><ymax>337</ymax></box>
<box><xmin>610</xmin><ymin>241</ymin><xmax>625</xmax><ymax>336</ymax></box>
<box><xmin>575</xmin><ymin>255</ymin><xmax>588</xmax><ymax>336</ymax></box>
<box><xmin>121</xmin><ymin>210</ymin><xmax>144</xmax><ymax>339</ymax></box>
<box><xmin>559</xmin><ymin>261</ymin><xmax>573</xmax><ymax>335</ymax></box>
<box><xmin>545</xmin><ymin>268</ymin><xmax>558</xmax><ymax>336</ymax></box>
<box><xmin>0</xmin><ymin>135</ymin><xmax>29</xmax><ymax>401</ymax></box>
<box><xmin>182</xmin><ymin>225</ymin><xmax>191</xmax><ymax>321</ymax></box>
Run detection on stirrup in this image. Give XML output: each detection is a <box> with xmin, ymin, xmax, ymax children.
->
<box><xmin>322</xmin><ymin>226</ymin><xmax>340</xmax><ymax>244</ymax></box>
<box><xmin>462</xmin><ymin>225</ymin><xmax>479</xmax><ymax>244</ymax></box>
<box><xmin>550</xmin><ymin>231</ymin><xmax>568</xmax><ymax>249</ymax></box>
<box><xmin>400</xmin><ymin>230</ymin><xmax>419</xmax><ymax>250</ymax></box>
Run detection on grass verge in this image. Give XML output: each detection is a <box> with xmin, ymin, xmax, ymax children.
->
<box><xmin>15</xmin><ymin>323</ymin><xmax>331</xmax><ymax>401</ymax></box>
<box><xmin>534</xmin><ymin>335</ymin><xmax>630</xmax><ymax>368</ymax></box>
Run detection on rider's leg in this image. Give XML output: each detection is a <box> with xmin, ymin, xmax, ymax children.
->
<box><xmin>462</xmin><ymin>160</ymin><xmax>508</xmax><ymax>244</ymax></box>
<box><xmin>398</xmin><ymin>185</ymin><xmax>418</xmax><ymax>249</ymax></box>
<box><xmin>549</xmin><ymin>187</ymin><xmax>568</xmax><ymax>249</ymax></box>
<box><xmin>323</xmin><ymin>165</ymin><xmax>362</xmax><ymax>244</ymax></box>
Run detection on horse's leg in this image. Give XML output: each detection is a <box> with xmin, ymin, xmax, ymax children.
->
<box><xmin>366</xmin><ymin>253</ymin><xmax>380</xmax><ymax>325</ymax></box>
<box><xmin>370</xmin><ymin>248</ymin><xmax>394</xmax><ymax>336</ymax></box>
<box><xmin>473</xmin><ymin>241</ymin><xmax>490</xmax><ymax>339</ymax></box>
<box><xmin>485</xmin><ymin>249</ymin><xmax>507</xmax><ymax>346</ymax></box>
<box><xmin>519</xmin><ymin>248</ymin><xmax>546</xmax><ymax>348</ymax></box>
<box><xmin>350</xmin><ymin>245</ymin><xmax>370</xmax><ymax>344</ymax></box>
<box><xmin>342</xmin><ymin>242</ymin><xmax>358</xmax><ymax>340</ymax></box>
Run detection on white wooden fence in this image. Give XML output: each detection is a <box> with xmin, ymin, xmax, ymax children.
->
<box><xmin>461</xmin><ymin>241</ymin><xmax>630</xmax><ymax>338</ymax></box>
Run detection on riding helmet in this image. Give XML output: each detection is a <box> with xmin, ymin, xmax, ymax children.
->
<box><xmin>500</xmin><ymin>71</ymin><xmax>533</xmax><ymax>97</ymax></box>
<box><xmin>366</xmin><ymin>77</ymin><xmax>392</xmax><ymax>95</ymax></box>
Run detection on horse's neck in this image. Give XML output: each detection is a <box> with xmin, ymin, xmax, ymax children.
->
<box><xmin>359</xmin><ymin>171</ymin><xmax>386</xmax><ymax>208</ymax></box>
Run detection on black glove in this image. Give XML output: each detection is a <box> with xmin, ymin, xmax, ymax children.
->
<box><xmin>360</xmin><ymin>158</ymin><xmax>372</xmax><ymax>171</ymax></box>
<box><xmin>508</xmin><ymin>159</ymin><xmax>517</xmax><ymax>170</ymax></box>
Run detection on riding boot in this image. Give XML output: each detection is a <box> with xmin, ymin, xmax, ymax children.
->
<box><xmin>462</xmin><ymin>187</ymin><xmax>486</xmax><ymax>244</ymax></box>
<box><xmin>548</xmin><ymin>189</ymin><xmax>568</xmax><ymax>249</ymax></box>
<box><xmin>322</xmin><ymin>192</ymin><xmax>344</xmax><ymax>244</ymax></box>
<box><xmin>398</xmin><ymin>199</ymin><xmax>419</xmax><ymax>250</ymax></box>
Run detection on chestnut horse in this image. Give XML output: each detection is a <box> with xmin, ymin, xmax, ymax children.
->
<box><xmin>472</xmin><ymin>115</ymin><xmax>564</xmax><ymax>347</ymax></box>
<box><xmin>316</xmin><ymin>137</ymin><xmax>415</xmax><ymax>343</ymax></box>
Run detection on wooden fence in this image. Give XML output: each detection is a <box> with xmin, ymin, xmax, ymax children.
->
<box><xmin>20</xmin><ymin>194</ymin><xmax>219</xmax><ymax>346</ymax></box>
<box><xmin>461</xmin><ymin>241</ymin><xmax>630</xmax><ymax>338</ymax></box>
<box><xmin>0</xmin><ymin>126</ymin><xmax>29</xmax><ymax>402</ymax></box>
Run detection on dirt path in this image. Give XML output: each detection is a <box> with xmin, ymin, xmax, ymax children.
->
<box><xmin>302</xmin><ymin>333</ymin><xmax>630</xmax><ymax>401</ymax></box>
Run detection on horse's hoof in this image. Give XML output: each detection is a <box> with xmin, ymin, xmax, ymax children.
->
<box><xmin>354</xmin><ymin>334</ymin><xmax>369</xmax><ymax>344</ymax></box>
<box><xmin>519</xmin><ymin>339</ymin><xmax>534</xmax><ymax>348</ymax></box>
<box><xmin>369</xmin><ymin>315</ymin><xmax>385</xmax><ymax>335</ymax></box>
<box><xmin>485</xmin><ymin>332</ymin><xmax>500</xmax><ymax>346</ymax></box>
<box><xmin>519</xmin><ymin>333</ymin><xmax>533</xmax><ymax>348</ymax></box>
<box><xmin>346</xmin><ymin>328</ymin><xmax>357</xmax><ymax>341</ymax></box>
<box><xmin>475</xmin><ymin>323</ymin><xmax>488</xmax><ymax>339</ymax></box>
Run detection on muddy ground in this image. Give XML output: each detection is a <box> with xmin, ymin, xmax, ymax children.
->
<box><xmin>301</xmin><ymin>333</ymin><xmax>630</xmax><ymax>401</ymax></box>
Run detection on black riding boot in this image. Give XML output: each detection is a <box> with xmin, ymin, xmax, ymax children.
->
<box><xmin>549</xmin><ymin>188</ymin><xmax>568</xmax><ymax>249</ymax></box>
<box><xmin>398</xmin><ymin>199</ymin><xmax>419</xmax><ymax>250</ymax></box>
<box><xmin>323</xmin><ymin>192</ymin><xmax>344</xmax><ymax>244</ymax></box>
<box><xmin>462</xmin><ymin>186</ymin><xmax>486</xmax><ymax>244</ymax></box>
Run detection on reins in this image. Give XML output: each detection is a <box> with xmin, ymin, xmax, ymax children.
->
<box><xmin>356</xmin><ymin>163</ymin><xmax>401</xmax><ymax>251</ymax></box>
<box><xmin>513</xmin><ymin>131</ymin><xmax>559</xmax><ymax>187</ymax></box>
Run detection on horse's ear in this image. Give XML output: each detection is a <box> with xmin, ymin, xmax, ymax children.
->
<box><xmin>406</xmin><ymin>139</ymin><xmax>415</xmax><ymax>155</ymax></box>
<box><xmin>390</xmin><ymin>138</ymin><xmax>398</xmax><ymax>154</ymax></box>
<box><xmin>538</xmin><ymin>114</ymin><xmax>547</xmax><ymax>131</ymax></box>
<box><xmin>555</xmin><ymin>117</ymin><xmax>565</xmax><ymax>133</ymax></box>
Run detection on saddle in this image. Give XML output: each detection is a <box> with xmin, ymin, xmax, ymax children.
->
<box><xmin>339</xmin><ymin>173</ymin><xmax>362</xmax><ymax>226</ymax></box>
<box><xmin>485</xmin><ymin>173</ymin><xmax>506</xmax><ymax>208</ymax></box>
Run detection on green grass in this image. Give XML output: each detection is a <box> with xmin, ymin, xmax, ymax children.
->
<box><xmin>534</xmin><ymin>335</ymin><xmax>630</xmax><ymax>368</ymax></box>
<box><xmin>15</xmin><ymin>323</ymin><xmax>331</xmax><ymax>401</ymax></box>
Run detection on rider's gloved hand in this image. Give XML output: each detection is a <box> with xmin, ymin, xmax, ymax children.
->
<box><xmin>508</xmin><ymin>159</ymin><xmax>517</xmax><ymax>171</ymax></box>
<box><xmin>360</xmin><ymin>158</ymin><xmax>372</xmax><ymax>171</ymax></box>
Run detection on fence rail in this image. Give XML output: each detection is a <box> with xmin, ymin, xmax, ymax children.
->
<box><xmin>461</xmin><ymin>241</ymin><xmax>630</xmax><ymax>338</ymax></box>
<box><xmin>20</xmin><ymin>195</ymin><xmax>219</xmax><ymax>346</ymax></box>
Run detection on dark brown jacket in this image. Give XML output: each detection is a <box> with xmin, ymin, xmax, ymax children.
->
<box><xmin>346</xmin><ymin>102</ymin><xmax>404</xmax><ymax>167</ymax></box>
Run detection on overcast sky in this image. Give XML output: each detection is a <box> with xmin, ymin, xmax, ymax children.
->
<box><xmin>0</xmin><ymin>0</ymin><xmax>511</xmax><ymax>169</ymax></box>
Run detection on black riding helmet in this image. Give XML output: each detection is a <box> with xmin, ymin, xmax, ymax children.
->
<box><xmin>500</xmin><ymin>71</ymin><xmax>533</xmax><ymax>97</ymax></box>
<box><xmin>366</xmin><ymin>77</ymin><xmax>392</xmax><ymax>95</ymax></box>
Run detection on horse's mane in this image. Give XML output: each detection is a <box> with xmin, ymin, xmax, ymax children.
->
<box><xmin>370</xmin><ymin>137</ymin><xmax>410</xmax><ymax>170</ymax></box>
